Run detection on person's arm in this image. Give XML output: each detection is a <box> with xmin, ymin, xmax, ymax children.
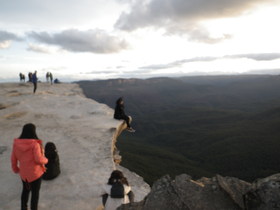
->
<box><xmin>33</xmin><ymin>143</ymin><xmax>48</xmax><ymax>165</ymax></box>
<box><xmin>11</xmin><ymin>145</ymin><xmax>19</xmax><ymax>173</ymax></box>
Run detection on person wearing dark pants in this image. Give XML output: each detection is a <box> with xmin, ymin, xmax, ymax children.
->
<box><xmin>114</xmin><ymin>97</ymin><xmax>135</xmax><ymax>132</ymax></box>
<box><xmin>11</xmin><ymin>123</ymin><xmax>48</xmax><ymax>210</ymax></box>
<box><xmin>21</xmin><ymin>178</ymin><xmax>42</xmax><ymax>210</ymax></box>
<box><xmin>32</xmin><ymin>71</ymin><xmax>38</xmax><ymax>93</ymax></box>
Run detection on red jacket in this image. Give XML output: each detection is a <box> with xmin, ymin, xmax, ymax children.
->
<box><xmin>11</xmin><ymin>139</ymin><xmax>48</xmax><ymax>182</ymax></box>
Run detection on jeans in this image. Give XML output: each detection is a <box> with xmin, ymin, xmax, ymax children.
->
<box><xmin>21</xmin><ymin>177</ymin><xmax>42</xmax><ymax>210</ymax></box>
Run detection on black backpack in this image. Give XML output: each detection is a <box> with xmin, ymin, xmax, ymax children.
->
<box><xmin>110</xmin><ymin>181</ymin><xmax>125</xmax><ymax>198</ymax></box>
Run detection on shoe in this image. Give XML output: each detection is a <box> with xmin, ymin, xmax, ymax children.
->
<box><xmin>127</xmin><ymin>127</ymin><xmax>136</xmax><ymax>132</ymax></box>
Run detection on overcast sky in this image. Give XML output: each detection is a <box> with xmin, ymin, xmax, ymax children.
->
<box><xmin>1</xmin><ymin>0</ymin><xmax>280</xmax><ymax>81</ymax></box>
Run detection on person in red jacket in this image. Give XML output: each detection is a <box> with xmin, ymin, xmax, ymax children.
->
<box><xmin>11</xmin><ymin>123</ymin><xmax>48</xmax><ymax>210</ymax></box>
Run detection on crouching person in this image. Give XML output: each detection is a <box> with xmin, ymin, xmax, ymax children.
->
<box><xmin>42</xmin><ymin>142</ymin><xmax>61</xmax><ymax>180</ymax></box>
<box><xmin>101</xmin><ymin>170</ymin><xmax>134</xmax><ymax>210</ymax></box>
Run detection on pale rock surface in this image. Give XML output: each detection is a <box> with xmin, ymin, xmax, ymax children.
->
<box><xmin>0</xmin><ymin>82</ymin><xmax>150</xmax><ymax>210</ymax></box>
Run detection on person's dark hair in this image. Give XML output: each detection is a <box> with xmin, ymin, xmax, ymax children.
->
<box><xmin>116</xmin><ymin>97</ymin><xmax>123</xmax><ymax>105</ymax></box>
<box><xmin>19</xmin><ymin>123</ymin><xmax>39</xmax><ymax>139</ymax></box>
<box><xmin>108</xmin><ymin>170</ymin><xmax>129</xmax><ymax>186</ymax></box>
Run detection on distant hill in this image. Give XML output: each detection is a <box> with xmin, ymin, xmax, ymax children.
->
<box><xmin>77</xmin><ymin>75</ymin><xmax>280</xmax><ymax>184</ymax></box>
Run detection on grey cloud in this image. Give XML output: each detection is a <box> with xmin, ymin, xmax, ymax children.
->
<box><xmin>225</xmin><ymin>53</ymin><xmax>280</xmax><ymax>61</ymax></box>
<box><xmin>115</xmin><ymin>0</ymin><xmax>274</xmax><ymax>43</ymax></box>
<box><xmin>141</xmin><ymin>56</ymin><xmax>218</xmax><ymax>70</ymax></box>
<box><xmin>140</xmin><ymin>53</ymin><xmax>280</xmax><ymax>71</ymax></box>
<box><xmin>0</xmin><ymin>30</ymin><xmax>22</xmax><ymax>42</ymax></box>
<box><xmin>28</xmin><ymin>29</ymin><xmax>129</xmax><ymax>54</ymax></box>
<box><xmin>182</xmin><ymin>25</ymin><xmax>232</xmax><ymax>44</ymax></box>
<box><xmin>116</xmin><ymin>0</ymin><xmax>273</xmax><ymax>30</ymax></box>
<box><xmin>0</xmin><ymin>30</ymin><xmax>22</xmax><ymax>48</ymax></box>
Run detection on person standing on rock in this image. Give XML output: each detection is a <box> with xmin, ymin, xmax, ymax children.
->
<box><xmin>32</xmin><ymin>71</ymin><xmax>38</xmax><ymax>94</ymax></box>
<box><xmin>114</xmin><ymin>97</ymin><xmax>135</xmax><ymax>132</ymax></box>
<box><xmin>11</xmin><ymin>123</ymin><xmax>48</xmax><ymax>210</ymax></box>
<box><xmin>101</xmin><ymin>170</ymin><xmax>134</xmax><ymax>210</ymax></box>
<box><xmin>49</xmin><ymin>72</ymin><xmax>53</xmax><ymax>85</ymax></box>
<box><xmin>46</xmin><ymin>72</ymin><xmax>50</xmax><ymax>83</ymax></box>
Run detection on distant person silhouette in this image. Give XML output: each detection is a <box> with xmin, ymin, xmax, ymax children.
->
<box><xmin>19</xmin><ymin>73</ymin><xmax>25</xmax><ymax>82</ymax></box>
<box><xmin>11</xmin><ymin>123</ymin><xmax>48</xmax><ymax>210</ymax></box>
<box><xmin>49</xmin><ymin>72</ymin><xmax>53</xmax><ymax>85</ymax></box>
<box><xmin>42</xmin><ymin>142</ymin><xmax>61</xmax><ymax>180</ymax></box>
<box><xmin>114</xmin><ymin>97</ymin><xmax>135</xmax><ymax>132</ymax></box>
<box><xmin>28</xmin><ymin>72</ymin><xmax>33</xmax><ymax>82</ymax></box>
<box><xmin>46</xmin><ymin>72</ymin><xmax>50</xmax><ymax>83</ymax></box>
<box><xmin>32</xmin><ymin>71</ymin><xmax>38</xmax><ymax>93</ymax></box>
<box><xmin>101</xmin><ymin>170</ymin><xmax>134</xmax><ymax>210</ymax></box>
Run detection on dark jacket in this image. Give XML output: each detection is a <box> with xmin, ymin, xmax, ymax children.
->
<box><xmin>114</xmin><ymin>104</ymin><xmax>125</xmax><ymax>119</ymax></box>
<box><xmin>42</xmin><ymin>143</ymin><xmax>60</xmax><ymax>180</ymax></box>
<box><xmin>114</xmin><ymin>98</ymin><xmax>126</xmax><ymax>119</ymax></box>
<box><xmin>32</xmin><ymin>74</ymin><xmax>38</xmax><ymax>83</ymax></box>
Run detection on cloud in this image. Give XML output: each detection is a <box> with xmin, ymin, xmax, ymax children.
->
<box><xmin>115</xmin><ymin>0</ymin><xmax>275</xmax><ymax>43</ymax></box>
<box><xmin>225</xmin><ymin>53</ymin><xmax>280</xmax><ymax>61</ymax></box>
<box><xmin>247</xmin><ymin>68</ymin><xmax>280</xmax><ymax>74</ymax></box>
<box><xmin>0</xmin><ymin>40</ymin><xmax>11</xmax><ymax>49</ymax></box>
<box><xmin>28</xmin><ymin>29</ymin><xmax>129</xmax><ymax>54</ymax></box>
<box><xmin>140</xmin><ymin>56</ymin><xmax>218</xmax><ymax>70</ymax></box>
<box><xmin>27</xmin><ymin>43</ymin><xmax>52</xmax><ymax>54</ymax></box>
<box><xmin>140</xmin><ymin>53</ymin><xmax>280</xmax><ymax>70</ymax></box>
<box><xmin>0</xmin><ymin>30</ymin><xmax>22</xmax><ymax>49</ymax></box>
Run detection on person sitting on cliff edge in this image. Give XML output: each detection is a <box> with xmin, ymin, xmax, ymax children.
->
<box><xmin>114</xmin><ymin>97</ymin><xmax>135</xmax><ymax>132</ymax></box>
<box><xmin>101</xmin><ymin>170</ymin><xmax>134</xmax><ymax>210</ymax></box>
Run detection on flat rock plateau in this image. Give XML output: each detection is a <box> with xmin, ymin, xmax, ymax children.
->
<box><xmin>0</xmin><ymin>82</ymin><xmax>150</xmax><ymax>210</ymax></box>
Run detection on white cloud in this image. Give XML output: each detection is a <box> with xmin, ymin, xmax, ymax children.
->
<box><xmin>26</xmin><ymin>43</ymin><xmax>53</xmax><ymax>54</ymax></box>
<box><xmin>0</xmin><ymin>40</ymin><xmax>11</xmax><ymax>49</ymax></box>
<box><xmin>28</xmin><ymin>29</ymin><xmax>129</xmax><ymax>54</ymax></box>
<box><xmin>115</xmin><ymin>0</ymin><xmax>277</xmax><ymax>43</ymax></box>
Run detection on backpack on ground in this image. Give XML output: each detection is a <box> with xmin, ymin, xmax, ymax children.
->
<box><xmin>110</xmin><ymin>181</ymin><xmax>125</xmax><ymax>198</ymax></box>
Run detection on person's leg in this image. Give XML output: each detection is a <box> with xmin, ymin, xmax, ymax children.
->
<box><xmin>124</xmin><ymin>115</ymin><xmax>135</xmax><ymax>132</ymax></box>
<box><xmin>21</xmin><ymin>180</ymin><xmax>30</xmax><ymax>210</ymax></box>
<box><xmin>123</xmin><ymin>115</ymin><xmax>131</xmax><ymax>128</ymax></box>
<box><xmin>30</xmin><ymin>177</ymin><xmax>42</xmax><ymax>210</ymax></box>
<box><xmin>33</xmin><ymin>82</ymin><xmax>37</xmax><ymax>93</ymax></box>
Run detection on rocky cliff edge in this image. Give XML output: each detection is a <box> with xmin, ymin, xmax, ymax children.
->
<box><xmin>0</xmin><ymin>82</ymin><xmax>150</xmax><ymax>210</ymax></box>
